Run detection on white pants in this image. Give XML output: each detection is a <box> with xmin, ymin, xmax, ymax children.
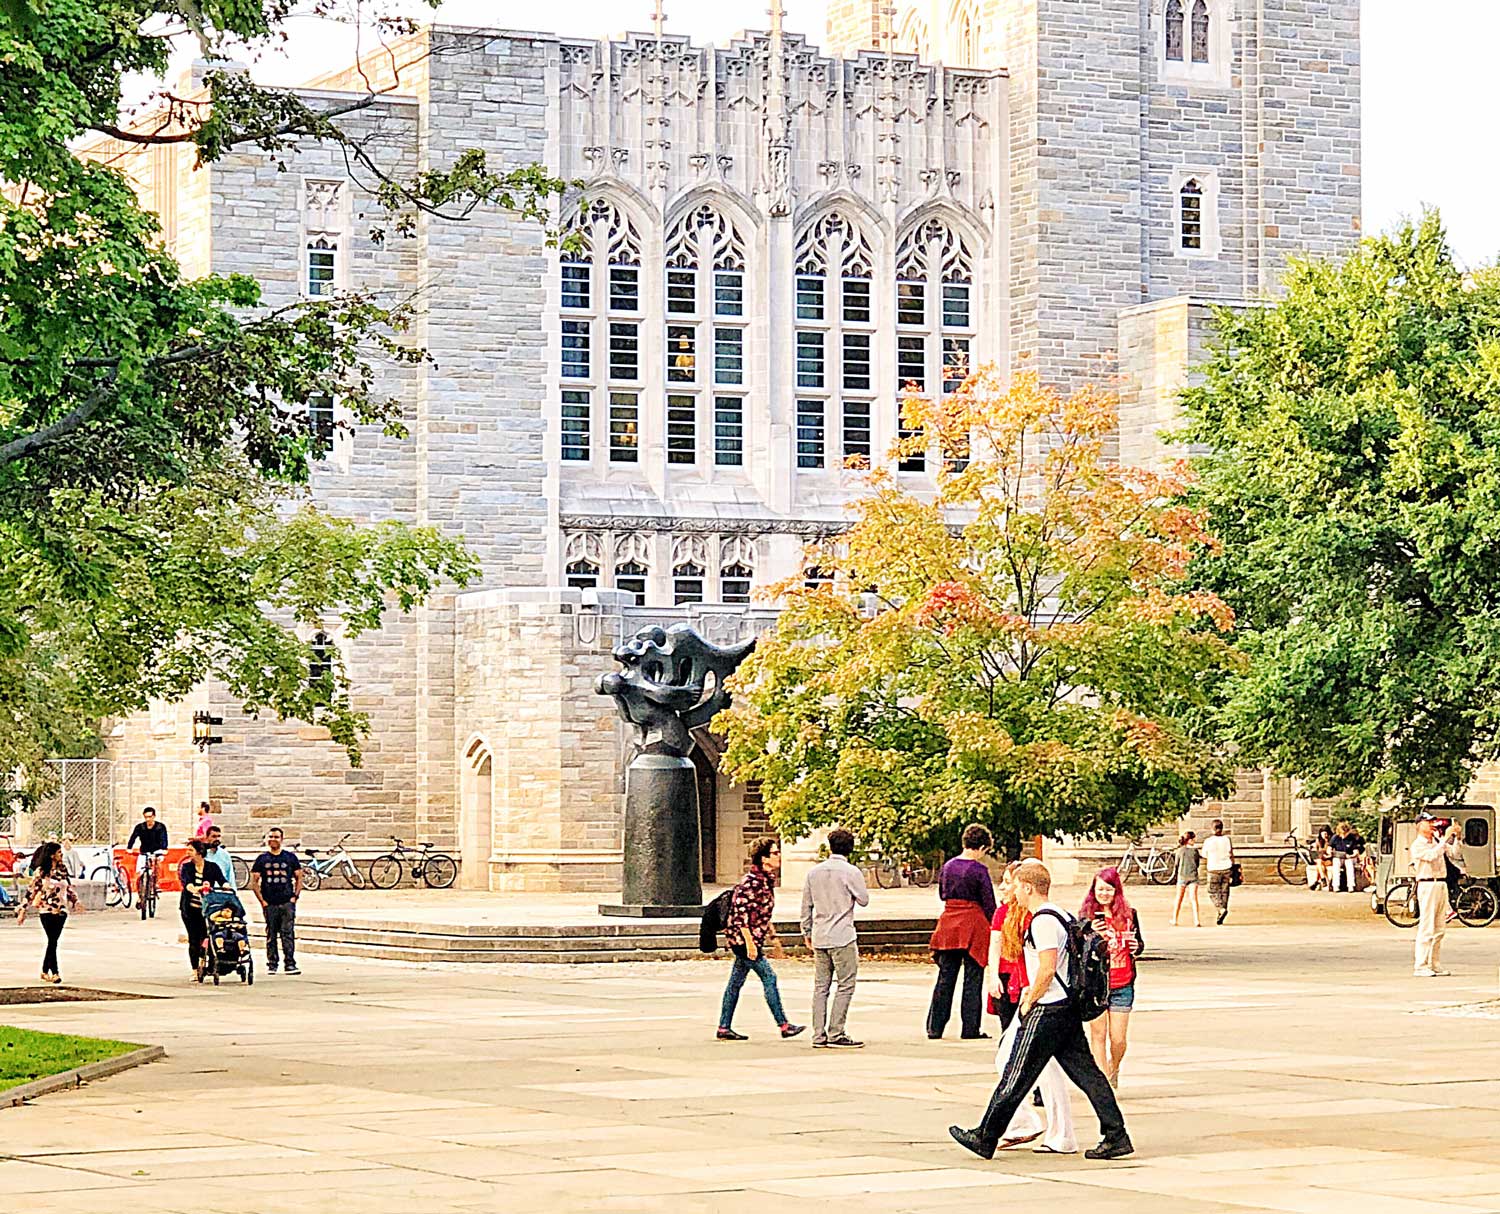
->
<box><xmin>996</xmin><ymin>1016</ymin><xmax>1077</xmax><ymax>1153</ymax></box>
<box><xmin>1331</xmin><ymin>856</ymin><xmax>1357</xmax><ymax>892</ymax></box>
<box><xmin>1415</xmin><ymin>881</ymin><xmax>1450</xmax><ymax>972</ymax></box>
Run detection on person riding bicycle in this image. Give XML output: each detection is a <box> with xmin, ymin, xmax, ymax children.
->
<box><xmin>126</xmin><ymin>806</ymin><xmax>169</xmax><ymax>896</ymax></box>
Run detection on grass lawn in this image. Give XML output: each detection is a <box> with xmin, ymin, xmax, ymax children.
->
<box><xmin>0</xmin><ymin>1025</ymin><xmax>141</xmax><ymax>1091</ymax></box>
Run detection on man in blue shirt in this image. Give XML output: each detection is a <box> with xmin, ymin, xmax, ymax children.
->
<box><xmin>250</xmin><ymin>828</ymin><xmax>303</xmax><ymax>975</ymax></box>
<box><xmin>204</xmin><ymin>825</ymin><xmax>237</xmax><ymax>890</ymax></box>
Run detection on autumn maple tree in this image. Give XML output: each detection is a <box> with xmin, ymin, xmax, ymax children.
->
<box><xmin>718</xmin><ymin>370</ymin><xmax>1240</xmax><ymax>859</ymax></box>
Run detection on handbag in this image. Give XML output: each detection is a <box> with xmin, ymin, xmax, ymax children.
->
<box><xmin>1228</xmin><ymin>862</ymin><xmax>1244</xmax><ymax>888</ymax></box>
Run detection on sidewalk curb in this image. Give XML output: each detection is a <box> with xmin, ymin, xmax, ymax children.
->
<box><xmin>2</xmin><ymin>1045</ymin><xmax>165</xmax><ymax>1107</ymax></box>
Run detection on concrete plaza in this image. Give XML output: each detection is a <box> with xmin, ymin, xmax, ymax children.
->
<box><xmin>1</xmin><ymin>883</ymin><xmax>1498</xmax><ymax>1213</ymax></box>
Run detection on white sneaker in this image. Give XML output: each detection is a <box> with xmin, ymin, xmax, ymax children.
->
<box><xmin>1413</xmin><ymin>967</ymin><xmax>1438</xmax><ymax>977</ymax></box>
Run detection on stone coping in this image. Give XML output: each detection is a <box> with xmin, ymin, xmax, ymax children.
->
<box><xmin>2</xmin><ymin>1044</ymin><xmax>164</xmax><ymax>1108</ymax></box>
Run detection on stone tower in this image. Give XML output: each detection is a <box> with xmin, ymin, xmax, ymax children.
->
<box><xmin>828</xmin><ymin>0</ymin><xmax>1362</xmax><ymax>390</ymax></box>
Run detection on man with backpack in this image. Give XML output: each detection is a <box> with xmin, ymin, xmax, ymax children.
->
<box><xmin>949</xmin><ymin>860</ymin><xmax>1134</xmax><ymax>1162</ymax></box>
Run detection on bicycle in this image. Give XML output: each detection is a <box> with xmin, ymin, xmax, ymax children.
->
<box><xmin>867</xmin><ymin>850</ymin><xmax>940</xmax><ymax>889</ymax></box>
<box><xmin>232</xmin><ymin>855</ymin><xmax>252</xmax><ymax>887</ymax></box>
<box><xmin>298</xmin><ymin>833</ymin><xmax>366</xmax><ymax>892</ymax></box>
<box><xmin>367</xmin><ymin>838</ymin><xmax>458</xmax><ymax>890</ymax></box>
<box><xmin>89</xmin><ymin>850</ymin><xmax>133</xmax><ymax>909</ymax></box>
<box><xmin>1385</xmin><ymin>877</ymin><xmax>1499</xmax><ymax>928</ymax></box>
<box><xmin>1117</xmin><ymin>835</ymin><xmax>1174</xmax><ymax>885</ymax></box>
<box><xmin>1276</xmin><ymin>831</ymin><xmax>1315</xmax><ymax>885</ymax></box>
<box><xmin>136</xmin><ymin>852</ymin><xmax>160</xmax><ymax>919</ymax></box>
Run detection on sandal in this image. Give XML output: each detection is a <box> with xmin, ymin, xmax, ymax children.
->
<box><xmin>997</xmin><ymin>1131</ymin><xmax>1043</xmax><ymax>1150</ymax></box>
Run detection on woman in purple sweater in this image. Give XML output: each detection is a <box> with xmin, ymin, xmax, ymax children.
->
<box><xmin>927</xmin><ymin>824</ymin><xmax>998</xmax><ymax>1040</ymax></box>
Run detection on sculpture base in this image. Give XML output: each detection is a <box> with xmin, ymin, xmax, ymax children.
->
<box><xmin>597</xmin><ymin>903</ymin><xmax>705</xmax><ymax>918</ymax></box>
<box><xmin>617</xmin><ymin>753</ymin><xmax>705</xmax><ymax>910</ymax></box>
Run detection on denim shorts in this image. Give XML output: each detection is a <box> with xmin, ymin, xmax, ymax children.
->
<box><xmin>1108</xmin><ymin>981</ymin><xmax>1136</xmax><ymax>1012</ymax></box>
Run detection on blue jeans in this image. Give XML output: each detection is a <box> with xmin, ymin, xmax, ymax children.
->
<box><xmin>719</xmin><ymin>951</ymin><xmax>787</xmax><ymax>1028</ymax></box>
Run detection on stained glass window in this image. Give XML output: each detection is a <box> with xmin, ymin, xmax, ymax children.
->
<box><xmin>1191</xmin><ymin>0</ymin><xmax>1210</xmax><ymax>64</ymax></box>
<box><xmin>1165</xmin><ymin>0</ymin><xmax>1185</xmax><ymax>62</ymax></box>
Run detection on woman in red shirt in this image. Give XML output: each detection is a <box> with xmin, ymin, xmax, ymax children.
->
<box><xmin>1079</xmin><ymin>866</ymin><xmax>1142</xmax><ymax>1088</ymax></box>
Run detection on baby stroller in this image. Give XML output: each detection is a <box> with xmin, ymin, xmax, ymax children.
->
<box><xmin>199</xmin><ymin>888</ymin><xmax>254</xmax><ymax>985</ymax></box>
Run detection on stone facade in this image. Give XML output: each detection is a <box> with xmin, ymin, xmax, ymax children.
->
<box><xmin>86</xmin><ymin>3</ymin><xmax>1361</xmax><ymax>889</ymax></box>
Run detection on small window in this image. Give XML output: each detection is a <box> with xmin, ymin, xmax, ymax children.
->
<box><xmin>1165</xmin><ymin>0</ymin><xmax>1185</xmax><ymax>62</ymax></box>
<box><xmin>796</xmin><ymin>275</ymin><xmax>825</xmax><ymax>321</ymax></box>
<box><xmin>667</xmin><ymin>325</ymin><xmax>697</xmax><ymax>383</ymax></box>
<box><xmin>843</xmin><ymin>333</ymin><xmax>871</xmax><ymax>392</ymax></box>
<box><xmin>566</xmin><ymin>559</ymin><xmax>599</xmax><ymax>589</ymax></box>
<box><xmin>714</xmin><ymin>270</ymin><xmax>744</xmax><ymax>317</ymax></box>
<box><xmin>897</xmin><ymin>280</ymin><xmax>925</xmax><ymax>326</ymax></box>
<box><xmin>714</xmin><ymin>327</ymin><xmax>744</xmax><ymax>386</ymax></box>
<box><xmin>943</xmin><ymin>337</ymin><xmax>971</xmax><ymax>393</ymax></box>
<box><xmin>307</xmin><ymin>238</ymin><xmax>337</xmax><ymax>297</ymax></box>
<box><xmin>797</xmin><ymin>399</ymin><xmax>825</xmax><ymax>469</ymax></box>
<box><xmin>609</xmin><ymin>265</ymin><xmax>639</xmax><ymax>312</ymax></box>
<box><xmin>714</xmin><ymin>396</ymin><xmax>745</xmax><ymax>467</ymax></box>
<box><xmin>667</xmin><ymin>268</ymin><xmax>697</xmax><ymax>315</ymax></box>
<box><xmin>561</xmin><ymin>261</ymin><xmax>590</xmax><ymax>310</ymax></box>
<box><xmin>721</xmin><ymin>562</ymin><xmax>753</xmax><ymax>605</ymax></box>
<box><xmin>796</xmin><ymin>331</ymin><xmax>825</xmax><ymax>389</ymax></box>
<box><xmin>1466</xmin><ymin>818</ymin><xmax>1490</xmax><ymax>848</ymax></box>
<box><xmin>667</xmin><ymin>394</ymin><xmax>697</xmax><ymax>465</ymax></box>
<box><xmin>1180</xmin><ymin>179</ymin><xmax>1204</xmax><ymax>251</ymax></box>
<box><xmin>843</xmin><ymin>278</ymin><xmax>872</xmax><ymax>324</ymax></box>
<box><xmin>307</xmin><ymin>393</ymin><xmax>335</xmax><ymax>452</ymax></box>
<box><xmin>1191</xmin><ymin>0</ymin><xmax>1210</xmax><ymax>64</ymax></box>
<box><xmin>561</xmin><ymin>320</ymin><xmax>590</xmax><ymax>379</ymax></box>
<box><xmin>942</xmin><ymin>284</ymin><xmax>970</xmax><ymax>329</ymax></box>
<box><xmin>609</xmin><ymin>392</ymin><xmax>639</xmax><ymax>463</ymax></box>
<box><xmin>842</xmin><ymin>399</ymin><xmax>872</xmax><ymax>463</ymax></box>
<box><xmin>898</xmin><ymin>335</ymin><xmax>926</xmax><ymax>391</ymax></box>
<box><xmin>673</xmin><ymin>562</ymin><xmax>705</xmax><ymax>605</ymax></box>
<box><xmin>308</xmin><ymin>631</ymin><xmax>333</xmax><ymax>683</ymax></box>
<box><xmin>561</xmin><ymin>389</ymin><xmax>590</xmax><ymax>461</ymax></box>
<box><xmin>615</xmin><ymin>560</ymin><xmax>648</xmax><ymax>606</ymax></box>
<box><xmin>609</xmin><ymin>322</ymin><xmax>640</xmax><ymax>381</ymax></box>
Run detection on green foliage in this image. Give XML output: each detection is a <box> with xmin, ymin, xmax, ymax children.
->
<box><xmin>1180</xmin><ymin>214</ymin><xmax>1500</xmax><ymax>807</ymax></box>
<box><xmin>719</xmin><ymin>372</ymin><xmax>1238</xmax><ymax>859</ymax></box>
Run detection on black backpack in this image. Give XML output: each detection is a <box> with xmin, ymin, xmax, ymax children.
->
<box><xmin>1028</xmin><ymin>908</ymin><xmax>1112</xmax><ymax>1022</ymax></box>
<box><xmin>698</xmin><ymin>889</ymin><xmax>733</xmax><ymax>953</ymax></box>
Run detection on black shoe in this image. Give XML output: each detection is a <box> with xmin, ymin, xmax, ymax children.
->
<box><xmin>948</xmin><ymin>1126</ymin><xmax>995</xmax><ymax>1161</ymax></box>
<box><xmin>1216</xmin><ymin>909</ymin><xmax>1227</xmax><ymax>925</ymax></box>
<box><xmin>716</xmin><ymin>1027</ymin><xmax>748</xmax><ymax>1041</ymax></box>
<box><xmin>1085</xmin><ymin>1134</ymin><xmax>1135</xmax><ymax>1161</ymax></box>
<box><xmin>780</xmin><ymin>1023</ymin><xmax>806</xmax><ymax>1039</ymax></box>
<box><xmin>284</xmin><ymin>964</ymin><xmax>301</xmax><ymax>975</ymax></box>
<box><xmin>824</xmin><ymin>1035</ymin><xmax>863</xmax><ymax>1048</ymax></box>
<box><xmin>960</xmin><ymin>1032</ymin><xmax>991</xmax><ymax>1040</ymax></box>
<box><xmin>927</xmin><ymin>1032</ymin><xmax>942</xmax><ymax>1039</ymax></box>
<box><xmin>1032</xmin><ymin>1090</ymin><xmax>1045</xmax><ymax>1107</ymax></box>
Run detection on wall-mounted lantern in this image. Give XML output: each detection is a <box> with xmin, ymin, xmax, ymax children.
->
<box><xmin>192</xmin><ymin>710</ymin><xmax>224</xmax><ymax>751</ymax></box>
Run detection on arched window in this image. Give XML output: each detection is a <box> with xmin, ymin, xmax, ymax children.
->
<box><xmin>672</xmin><ymin>537</ymin><xmax>707</xmax><ymax>605</ymax></box>
<box><xmin>793</xmin><ymin>211</ymin><xmax>876</xmax><ymax>470</ymax></box>
<box><xmin>1165</xmin><ymin>0</ymin><xmax>1185</xmax><ymax>62</ymax></box>
<box><xmin>1191</xmin><ymin>0</ymin><xmax>1210</xmax><ymax>64</ymax></box>
<box><xmin>719</xmin><ymin>537</ymin><xmax>757</xmax><ymax>605</ymax></box>
<box><xmin>952</xmin><ymin>3</ymin><xmax>978</xmax><ymax>65</ymax></box>
<box><xmin>564</xmin><ymin>531</ymin><xmax>603</xmax><ymax>589</ymax></box>
<box><xmin>612</xmin><ymin>533</ymin><xmax>651</xmax><ymax>606</ymax></box>
<box><xmin>308</xmin><ymin>631</ymin><xmax>333</xmax><ymax>684</ymax></box>
<box><xmin>306</xmin><ymin>236</ymin><xmax>337</xmax><ymax>296</ymax></box>
<box><xmin>1179</xmin><ymin>179</ymin><xmax>1204</xmax><ymax>250</ymax></box>
<box><xmin>896</xmin><ymin>12</ymin><xmax>928</xmax><ymax>57</ymax></box>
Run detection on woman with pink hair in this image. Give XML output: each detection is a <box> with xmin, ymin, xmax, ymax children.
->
<box><xmin>1079</xmin><ymin>866</ymin><xmax>1143</xmax><ymax>1088</ymax></box>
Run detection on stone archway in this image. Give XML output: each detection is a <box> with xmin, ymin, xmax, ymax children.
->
<box><xmin>460</xmin><ymin>736</ymin><xmax>493</xmax><ymax>890</ymax></box>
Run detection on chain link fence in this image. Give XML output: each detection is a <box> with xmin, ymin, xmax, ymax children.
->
<box><xmin>8</xmin><ymin>759</ymin><xmax>206</xmax><ymax>846</ymax></box>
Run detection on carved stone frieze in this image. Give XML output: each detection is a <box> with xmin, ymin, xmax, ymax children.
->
<box><xmin>560</xmin><ymin>514</ymin><xmax>846</xmax><ymax>538</ymax></box>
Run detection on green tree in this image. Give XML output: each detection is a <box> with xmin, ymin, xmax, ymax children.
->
<box><xmin>1181</xmin><ymin>215</ymin><xmax>1500</xmax><ymax>808</ymax></box>
<box><xmin>0</xmin><ymin>1</ymin><xmax>563</xmax><ymax>804</ymax></box>
<box><xmin>717</xmin><ymin>371</ymin><xmax>1238</xmax><ymax>859</ymax></box>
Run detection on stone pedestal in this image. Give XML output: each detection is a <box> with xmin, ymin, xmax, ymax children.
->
<box><xmin>599</xmin><ymin>754</ymin><xmax>703</xmax><ymax>917</ymax></box>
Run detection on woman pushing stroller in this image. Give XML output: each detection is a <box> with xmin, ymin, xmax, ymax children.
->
<box><xmin>180</xmin><ymin>838</ymin><xmax>228</xmax><ymax>978</ymax></box>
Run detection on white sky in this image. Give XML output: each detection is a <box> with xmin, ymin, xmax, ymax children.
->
<box><xmin>171</xmin><ymin>0</ymin><xmax>1497</xmax><ymax>266</ymax></box>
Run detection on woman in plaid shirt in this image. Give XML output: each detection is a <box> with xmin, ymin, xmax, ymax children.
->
<box><xmin>717</xmin><ymin>837</ymin><xmax>806</xmax><ymax>1042</ymax></box>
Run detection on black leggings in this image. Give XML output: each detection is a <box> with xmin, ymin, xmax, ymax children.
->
<box><xmin>40</xmin><ymin>912</ymin><xmax>66</xmax><ymax>977</ymax></box>
<box><xmin>182</xmin><ymin>906</ymin><xmax>207</xmax><ymax>972</ymax></box>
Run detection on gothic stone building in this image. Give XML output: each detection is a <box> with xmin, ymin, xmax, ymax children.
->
<box><xmin>92</xmin><ymin>0</ymin><xmax>1361</xmax><ymax>889</ymax></box>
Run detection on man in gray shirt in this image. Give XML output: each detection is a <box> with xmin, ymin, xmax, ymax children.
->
<box><xmin>800</xmin><ymin>828</ymin><xmax>870</xmax><ymax>1048</ymax></box>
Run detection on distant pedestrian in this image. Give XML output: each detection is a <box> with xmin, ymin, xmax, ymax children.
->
<box><xmin>1411</xmin><ymin>812</ymin><xmax>1463</xmax><ymax>978</ymax></box>
<box><xmin>204</xmin><ymin>825</ymin><xmax>237</xmax><ymax>891</ymax></box>
<box><xmin>1330</xmin><ymin>821</ymin><xmax>1362</xmax><ymax>893</ymax></box>
<box><xmin>1171</xmin><ymin>832</ymin><xmax>1201</xmax><ymax>927</ymax></box>
<box><xmin>1080</xmin><ymin>867</ymin><xmax>1142</xmax><ymax>1089</ymax></box>
<box><xmin>801</xmin><ymin>828</ymin><xmax>869</xmax><ymax>1048</ymax></box>
<box><xmin>194</xmin><ymin>801</ymin><xmax>215</xmax><ymax>839</ymax></box>
<box><xmin>1203</xmin><ymin>819</ymin><xmax>1235</xmax><ymax>925</ymax></box>
<box><xmin>18</xmin><ymin>842</ymin><xmax>80</xmax><ymax>985</ymax></box>
<box><xmin>927</xmin><ymin>824</ymin><xmax>997</xmax><ymax>1041</ymax></box>
<box><xmin>718</xmin><ymin>837</ymin><xmax>804</xmax><ymax>1041</ymax></box>
<box><xmin>250</xmin><ymin>828</ymin><xmax>303</xmax><ymax>975</ymax></box>
<box><xmin>179</xmin><ymin>838</ymin><xmax>227</xmax><ymax>978</ymax></box>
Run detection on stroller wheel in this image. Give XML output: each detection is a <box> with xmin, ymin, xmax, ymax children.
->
<box><xmin>213</xmin><ymin>973</ymin><xmax>220</xmax><ymax>985</ymax></box>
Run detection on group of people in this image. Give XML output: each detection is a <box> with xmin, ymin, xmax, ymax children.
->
<box><xmin>713</xmin><ymin>824</ymin><xmax>1139</xmax><ymax>1160</ymax></box>
<box><xmin>1168</xmin><ymin>819</ymin><xmax>1237</xmax><ymax>926</ymax></box>
<box><xmin>15</xmin><ymin>805</ymin><xmax>307</xmax><ymax>984</ymax></box>
<box><xmin>1308</xmin><ymin>820</ymin><xmax>1372</xmax><ymax>893</ymax></box>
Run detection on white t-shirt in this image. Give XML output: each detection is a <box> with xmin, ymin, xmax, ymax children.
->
<box><xmin>1024</xmin><ymin>903</ymin><xmax>1072</xmax><ymax>1005</ymax></box>
<box><xmin>1202</xmin><ymin>834</ymin><xmax>1233</xmax><ymax>872</ymax></box>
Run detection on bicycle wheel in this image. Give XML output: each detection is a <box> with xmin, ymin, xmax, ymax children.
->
<box><xmin>139</xmin><ymin>878</ymin><xmax>149</xmax><ymax>920</ymax></box>
<box><xmin>422</xmin><ymin>853</ymin><xmax>458</xmax><ymax>890</ymax></box>
<box><xmin>301</xmin><ymin>866</ymin><xmax>322</xmax><ymax>894</ymax></box>
<box><xmin>92</xmin><ymin>866</ymin><xmax>122</xmax><ymax>909</ymax></box>
<box><xmin>1384</xmin><ymin>882</ymin><xmax>1419</xmax><ymax>928</ymax></box>
<box><xmin>147</xmin><ymin>880</ymin><xmax>157</xmax><ymax>918</ymax></box>
<box><xmin>1117</xmin><ymin>858</ymin><xmax>1139</xmax><ymax>884</ymax></box>
<box><xmin>873</xmin><ymin>860</ymin><xmax>900</xmax><ymax>889</ymax></box>
<box><xmin>342</xmin><ymin>860</ymin><xmax>365</xmax><ymax>890</ymax></box>
<box><xmin>232</xmin><ymin>856</ymin><xmax>252</xmax><ymax>887</ymax></box>
<box><xmin>368</xmin><ymin>855</ymin><xmax>402</xmax><ymax>889</ymax></box>
<box><xmin>1148</xmin><ymin>851</ymin><xmax>1175</xmax><ymax>885</ymax></box>
<box><xmin>1456</xmin><ymin>885</ymin><xmax>1498</xmax><ymax>928</ymax></box>
<box><xmin>1277</xmin><ymin>850</ymin><xmax>1306</xmax><ymax>885</ymax></box>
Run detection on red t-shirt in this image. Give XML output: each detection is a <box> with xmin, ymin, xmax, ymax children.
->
<box><xmin>1092</xmin><ymin>908</ymin><xmax>1138</xmax><ymax>989</ymax></box>
<box><xmin>989</xmin><ymin>904</ymin><xmax>1030</xmax><ymax>1001</ymax></box>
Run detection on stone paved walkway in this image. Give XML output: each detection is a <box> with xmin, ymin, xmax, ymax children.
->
<box><xmin>2</xmin><ymin>884</ymin><xmax>1498</xmax><ymax>1213</ymax></box>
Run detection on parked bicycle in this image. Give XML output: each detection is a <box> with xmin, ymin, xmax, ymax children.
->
<box><xmin>232</xmin><ymin>855</ymin><xmax>252</xmax><ymax>887</ymax></box>
<box><xmin>1118</xmin><ymin>834</ymin><xmax>1174</xmax><ymax>885</ymax></box>
<box><xmin>1276</xmin><ymin>831</ymin><xmax>1316</xmax><ymax>885</ymax></box>
<box><xmin>89</xmin><ymin>850</ymin><xmax>133</xmax><ymax>909</ymax></box>
<box><xmin>1383</xmin><ymin>876</ymin><xmax>1498</xmax><ymax>929</ymax></box>
<box><xmin>869</xmin><ymin>851</ymin><xmax>940</xmax><ymax>890</ymax></box>
<box><xmin>368</xmin><ymin>838</ymin><xmax>458</xmax><ymax>890</ymax></box>
<box><xmin>299</xmin><ymin>833</ymin><xmax>367</xmax><ymax>892</ymax></box>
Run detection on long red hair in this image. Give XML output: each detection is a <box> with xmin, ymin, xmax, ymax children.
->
<box><xmin>1079</xmin><ymin>866</ymin><xmax>1131</xmax><ymax>924</ymax></box>
<box><xmin>998</xmin><ymin>860</ymin><xmax>1027</xmax><ymax>961</ymax></box>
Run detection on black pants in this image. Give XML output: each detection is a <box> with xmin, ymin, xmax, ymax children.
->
<box><xmin>928</xmin><ymin>950</ymin><xmax>985</xmax><ymax>1038</ymax></box>
<box><xmin>976</xmin><ymin>1002</ymin><xmax>1127</xmax><ymax>1147</ymax></box>
<box><xmin>182</xmin><ymin>906</ymin><xmax>207</xmax><ymax>972</ymax></box>
<box><xmin>264</xmin><ymin>902</ymin><xmax>296</xmax><ymax>968</ymax></box>
<box><xmin>40</xmin><ymin>912</ymin><xmax>66</xmax><ymax>977</ymax></box>
<box><xmin>994</xmin><ymin>987</ymin><xmax>1020</xmax><ymax>1031</ymax></box>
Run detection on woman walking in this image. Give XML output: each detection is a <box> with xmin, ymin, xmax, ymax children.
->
<box><xmin>1080</xmin><ymin>867</ymin><xmax>1142</xmax><ymax>1088</ymax></box>
<box><xmin>1203</xmin><ymin>819</ymin><xmax>1235</xmax><ymax>924</ymax></box>
<box><xmin>927</xmin><ymin>824</ymin><xmax>997</xmax><ymax>1040</ymax></box>
<box><xmin>987</xmin><ymin>862</ymin><xmax>1027</xmax><ymax>1029</ymax></box>
<box><xmin>1171</xmin><ymin>831</ymin><xmax>1202</xmax><ymax>926</ymax></box>
<box><xmin>718</xmin><ymin>837</ymin><xmax>805</xmax><ymax>1041</ymax></box>
<box><xmin>179</xmin><ymin>838</ymin><xmax>228</xmax><ymax>978</ymax></box>
<box><xmin>17</xmin><ymin>842</ymin><xmax>81</xmax><ymax>984</ymax></box>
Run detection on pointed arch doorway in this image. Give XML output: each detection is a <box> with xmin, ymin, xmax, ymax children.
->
<box><xmin>460</xmin><ymin>736</ymin><xmax>493</xmax><ymax>890</ymax></box>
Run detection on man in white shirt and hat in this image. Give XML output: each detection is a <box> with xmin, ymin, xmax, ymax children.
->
<box><xmin>1411</xmin><ymin>812</ymin><xmax>1464</xmax><ymax>977</ymax></box>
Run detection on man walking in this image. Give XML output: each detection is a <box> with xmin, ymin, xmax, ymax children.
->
<box><xmin>949</xmin><ymin>860</ymin><xmax>1133</xmax><ymax>1162</ymax></box>
<box><xmin>1202</xmin><ymin>819</ymin><xmax>1234</xmax><ymax>925</ymax></box>
<box><xmin>250</xmin><ymin>828</ymin><xmax>303</xmax><ymax>975</ymax></box>
<box><xmin>1412</xmin><ymin>812</ymin><xmax>1463</xmax><ymax>978</ymax></box>
<box><xmin>204</xmin><ymin>825</ymin><xmax>237</xmax><ymax>890</ymax></box>
<box><xmin>801</xmin><ymin>828</ymin><xmax>870</xmax><ymax>1048</ymax></box>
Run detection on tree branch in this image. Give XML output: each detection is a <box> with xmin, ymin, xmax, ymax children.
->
<box><xmin>0</xmin><ymin>372</ymin><xmax>118</xmax><ymax>466</ymax></box>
